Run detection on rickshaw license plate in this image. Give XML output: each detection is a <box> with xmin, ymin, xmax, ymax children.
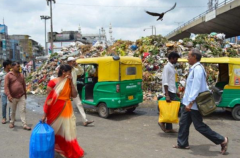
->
<box><xmin>128</xmin><ymin>95</ymin><xmax>133</xmax><ymax>100</ymax></box>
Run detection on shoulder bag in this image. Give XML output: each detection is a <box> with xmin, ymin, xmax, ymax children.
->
<box><xmin>194</xmin><ymin>64</ymin><xmax>217</xmax><ymax>116</ymax></box>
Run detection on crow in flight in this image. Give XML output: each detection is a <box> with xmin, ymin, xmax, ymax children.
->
<box><xmin>145</xmin><ymin>2</ymin><xmax>177</xmax><ymax>21</ymax></box>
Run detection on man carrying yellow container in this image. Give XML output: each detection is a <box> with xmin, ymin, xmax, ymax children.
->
<box><xmin>158</xmin><ymin>52</ymin><xmax>180</xmax><ymax>133</ymax></box>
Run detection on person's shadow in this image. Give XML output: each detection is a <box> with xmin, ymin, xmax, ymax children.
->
<box><xmin>189</xmin><ymin>144</ymin><xmax>229</xmax><ymax>156</ymax></box>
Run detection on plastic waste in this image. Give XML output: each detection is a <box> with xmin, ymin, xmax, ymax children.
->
<box><xmin>130</xmin><ymin>45</ymin><xmax>138</xmax><ymax>51</ymax></box>
<box><xmin>210</xmin><ymin>32</ymin><xmax>217</xmax><ymax>37</ymax></box>
<box><xmin>216</xmin><ymin>33</ymin><xmax>226</xmax><ymax>40</ymax></box>
<box><xmin>190</xmin><ymin>33</ymin><xmax>196</xmax><ymax>40</ymax></box>
<box><xmin>29</xmin><ymin>121</ymin><xmax>55</xmax><ymax>158</ymax></box>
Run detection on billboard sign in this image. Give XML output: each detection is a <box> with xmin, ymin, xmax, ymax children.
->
<box><xmin>0</xmin><ymin>25</ymin><xmax>8</xmax><ymax>34</ymax></box>
<box><xmin>205</xmin><ymin>10</ymin><xmax>216</xmax><ymax>22</ymax></box>
<box><xmin>56</xmin><ymin>34</ymin><xmax>71</xmax><ymax>41</ymax></box>
<box><xmin>48</xmin><ymin>31</ymin><xmax>76</xmax><ymax>42</ymax></box>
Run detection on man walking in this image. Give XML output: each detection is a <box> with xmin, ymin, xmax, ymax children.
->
<box><xmin>4</xmin><ymin>62</ymin><xmax>31</xmax><ymax>130</ymax></box>
<box><xmin>22</xmin><ymin>64</ymin><xmax>27</xmax><ymax>77</ymax></box>
<box><xmin>67</xmin><ymin>57</ymin><xmax>94</xmax><ymax>126</ymax></box>
<box><xmin>173</xmin><ymin>48</ymin><xmax>228</xmax><ymax>155</ymax></box>
<box><xmin>0</xmin><ymin>59</ymin><xmax>12</xmax><ymax>124</ymax></box>
<box><xmin>159</xmin><ymin>52</ymin><xmax>180</xmax><ymax>133</ymax></box>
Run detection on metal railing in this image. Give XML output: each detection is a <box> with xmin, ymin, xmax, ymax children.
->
<box><xmin>165</xmin><ymin>0</ymin><xmax>235</xmax><ymax>38</ymax></box>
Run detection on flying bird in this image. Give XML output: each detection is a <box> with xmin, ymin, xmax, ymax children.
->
<box><xmin>145</xmin><ymin>2</ymin><xmax>177</xmax><ymax>21</ymax></box>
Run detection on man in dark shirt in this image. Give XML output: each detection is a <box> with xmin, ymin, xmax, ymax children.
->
<box><xmin>4</xmin><ymin>62</ymin><xmax>31</xmax><ymax>130</ymax></box>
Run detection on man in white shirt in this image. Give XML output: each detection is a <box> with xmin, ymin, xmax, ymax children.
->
<box><xmin>159</xmin><ymin>52</ymin><xmax>180</xmax><ymax>133</ymax></box>
<box><xmin>22</xmin><ymin>65</ymin><xmax>27</xmax><ymax>77</ymax></box>
<box><xmin>28</xmin><ymin>65</ymin><xmax>31</xmax><ymax>74</ymax></box>
<box><xmin>173</xmin><ymin>48</ymin><xmax>228</xmax><ymax>155</ymax></box>
<box><xmin>0</xmin><ymin>59</ymin><xmax>12</xmax><ymax>124</ymax></box>
<box><xmin>67</xmin><ymin>57</ymin><xmax>94</xmax><ymax>126</ymax></box>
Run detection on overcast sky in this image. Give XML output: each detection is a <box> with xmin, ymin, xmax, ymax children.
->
<box><xmin>0</xmin><ymin>0</ymin><xmax>226</xmax><ymax>47</ymax></box>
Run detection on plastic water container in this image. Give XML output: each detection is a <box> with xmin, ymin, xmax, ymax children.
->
<box><xmin>29</xmin><ymin>121</ymin><xmax>55</xmax><ymax>158</ymax></box>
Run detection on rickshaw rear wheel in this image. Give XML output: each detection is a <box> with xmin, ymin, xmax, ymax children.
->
<box><xmin>98</xmin><ymin>103</ymin><xmax>109</xmax><ymax>118</ymax></box>
<box><xmin>232</xmin><ymin>105</ymin><xmax>240</xmax><ymax>120</ymax></box>
<box><xmin>126</xmin><ymin>107</ymin><xmax>136</xmax><ymax>113</ymax></box>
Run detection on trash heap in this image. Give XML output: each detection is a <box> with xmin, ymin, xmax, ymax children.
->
<box><xmin>26</xmin><ymin>57</ymin><xmax>59</xmax><ymax>95</ymax></box>
<box><xmin>176</xmin><ymin>33</ymin><xmax>240</xmax><ymax>58</ymax></box>
<box><xmin>26</xmin><ymin>33</ymin><xmax>240</xmax><ymax>101</ymax></box>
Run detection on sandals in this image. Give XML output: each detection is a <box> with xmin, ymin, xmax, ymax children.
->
<box><xmin>9</xmin><ymin>123</ymin><xmax>14</xmax><ymax>128</ymax></box>
<box><xmin>23</xmin><ymin>125</ymin><xmax>32</xmax><ymax>131</ymax></box>
<box><xmin>83</xmin><ymin>121</ymin><xmax>94</xmax><ymax>126</ymax></box>
<box><xmin>221</xmin><ymin>137</ymin><xmax>229</xmax><ymax>155</ymax></box>
<box><xmin>158</xmin><ymin>122</ymin><xmax>166</xmax><ymax>132</ymax></box>
<box><xmin>2</xmin><ymin>118</ymin><xmax>6</xmax><ymax>124</ymax></box>
<box><xmin>173</xmin><ymin>145</ymin><xmax>190</xmax><ymax>149</ymax></box>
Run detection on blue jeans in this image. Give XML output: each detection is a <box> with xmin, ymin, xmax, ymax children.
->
<box><xmin>1</xmin><ymin>93</ymin><xmax>11</xmax><ymax>119</ymax></box>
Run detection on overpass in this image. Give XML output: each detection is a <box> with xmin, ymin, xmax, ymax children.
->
<box><xmin>165</xmin><ymin>0</ymin><xmax>240</xmax><ymax>41</ymax></box>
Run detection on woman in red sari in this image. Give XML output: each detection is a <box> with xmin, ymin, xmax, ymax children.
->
<box><xmin>42</xmin><ymin>64</ymin><xmax>84</xmax><ymax>158</ymax></box>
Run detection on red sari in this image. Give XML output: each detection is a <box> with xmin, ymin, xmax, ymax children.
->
<box><xmin>44</xmin><ymin>78</ymin><xmax>84</xmax><ymax>158</ymax></box>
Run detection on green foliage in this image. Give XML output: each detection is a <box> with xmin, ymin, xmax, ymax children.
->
<box><xmin>25</xmin><ymin>75</ymin><xmax>33</xmax><ymax>83</ymax></box>
<box><xmin>50</xmin><ymin>53</ymin><xmax>58</xmax><ymax>58</ymax></box>
<box><xmin>183</xmin><ymin>38</ymin><xmax>192</xmax><ymax>43</ymax></box>
<box><xmin>193</xmin><ymin>34</ymin><xmax>208</xmax><ymax>46</ymax></box>
<box><xmin>227</xmin><ymin>48</ymin><xmax>238</xmax><ymax>57</ymax></box>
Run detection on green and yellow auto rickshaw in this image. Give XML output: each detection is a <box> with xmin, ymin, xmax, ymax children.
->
<box><xmin>179</xmin><ymin>57</ymin><xmax>240</xmax><ymax>120</ymax></box>
<box><xmin>76</xmin><ymin>56</ymin><xmax>143</xmax><ymax>118</ymax></box>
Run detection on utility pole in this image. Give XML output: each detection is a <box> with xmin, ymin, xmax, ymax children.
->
<box><xmin>40</xmin><ymin>15</ymin><xmax>51</xmax><ymax>55</ymax></box>
<box><xmin>46</xmin><ymin>0</ymin><xmax>56</xmax><ymax>54</ymax></box>
<box><xmin>109</xmin><ymin>23</ymin><xmax>113</xmax><ymax>45</ymax></box>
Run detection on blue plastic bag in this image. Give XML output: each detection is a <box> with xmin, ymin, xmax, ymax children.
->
<box><xmin>29</xmin><ymin>121</ymin><xmax>55</xmax><ymax>158</ymax></box>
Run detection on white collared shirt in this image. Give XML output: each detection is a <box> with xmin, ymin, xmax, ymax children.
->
<box><xmin>162</xmin><ymin>62</ymin><xmax>177</xmax><ymax>94</ymax></box>
<box><xmin>182</xmin><ymin>62</ymin><xmax>209</xmax><ymax>110</ymax></box>
<box><xmin>72</xmin><ymin>65</ymin><xmax>84</xmax><ymax>88</ymax></box>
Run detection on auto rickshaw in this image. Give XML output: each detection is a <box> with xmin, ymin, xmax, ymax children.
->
<box><xmin>76</xmin><ymin>56</ymin><xmax>143</xmax><ymax>118</ymax></box>
<box><xmin>178</xmin><ymin>57</ymin><xmax>240</xmax><ymax>120</ymax></box>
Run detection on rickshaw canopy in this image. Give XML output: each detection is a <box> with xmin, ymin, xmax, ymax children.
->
<box><xmin>178</xmin><ymin>57</ymin><xmax>240</xmax><ymax>86</ymax></box>
<box><xmin>178</xmin><ymin>57</ymin><xmax>240</xmax><ymax>64</ymax></box>
<box><xmin>76</xmin><ymin>56</ymin><xmax>142</xmax><ymax>82</ymax></box>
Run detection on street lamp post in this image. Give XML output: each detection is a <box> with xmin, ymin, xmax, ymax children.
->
<box><xmin>143</xmin><ymin>26</ymin><xmax>156</xmax><ymax>35</ymax></box>
<box><xmin>40</xmin><ymin>15</ymin><xmax>51</xmax><ymax>55</ymax></box>
<box><xmin>46</xmin><ymin>0</ymin><xmax>56</xmax><ymax>54</ymax></box>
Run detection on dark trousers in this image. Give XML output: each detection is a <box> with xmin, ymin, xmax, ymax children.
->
<box><xmin>177</xmin><ymin>107</ymin><xmax>225</xmax><ymax>147</ymax></box>
<box><xmin>165</xmin><ymin>92</ymin><xmax>177</xmax><ymax>130</ymax></box>
<box><xmin>23</xmin><ymin>71</ymin><xmax>27</xmax><ymax>77</ymax></box>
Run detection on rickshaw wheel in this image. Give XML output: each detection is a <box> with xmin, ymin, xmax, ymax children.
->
<box><xmin>98</xmin><ymin>103</ymin><xmax>109</xmax><ymax>118</ymax></box>
<box><xmin>232</xmin><ymin>105</ymin><xmax>240</xmax><ymax>120</ymax></box>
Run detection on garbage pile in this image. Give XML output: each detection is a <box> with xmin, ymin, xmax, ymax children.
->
<box><xmin>26</xmin><ymin>33</ymin><xmax>240</xmax><ymax>101</ymax></box>
<box><xmin>174</xmin><ymin>33</ymin><xmax>240</xmax><ymax>58</ymax></box>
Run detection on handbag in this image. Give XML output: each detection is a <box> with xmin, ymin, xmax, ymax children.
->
<box><xmin>194</xmin><ymin>64</ymin><xmax>217</xmax><ymax>116</ymax></box>
<box><xmin>196</xmin><ymin>91</ymin><xmax>217</xmax><ymax>116</ymax></box>
<box><xmin>158</xmin><ymin>100</ymin><xmax>180</xmax><ymax>123</ymax></box>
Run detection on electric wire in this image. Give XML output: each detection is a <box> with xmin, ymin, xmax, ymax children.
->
<box><xmin>56</xmin><ymin>3</ymin><xmax>207</xmax><ymax>9</ymax></box>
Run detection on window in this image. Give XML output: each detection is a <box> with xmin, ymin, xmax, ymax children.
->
<box><xmin>126</xmin><ymin>67</ymin><xmax>136</xmax><ymax>75</ymax></box>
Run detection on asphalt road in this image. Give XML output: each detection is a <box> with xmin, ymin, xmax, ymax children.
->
<box><xmin>0</xmin><ymin>95</ymin><xmax>239</xmax><ymax>158</ymax></box>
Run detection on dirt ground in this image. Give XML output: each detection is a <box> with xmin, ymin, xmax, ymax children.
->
<box><xmin>0</xmin><ymin>95</ymin><xmax>239</xmax><ymax>158</ymax></box>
